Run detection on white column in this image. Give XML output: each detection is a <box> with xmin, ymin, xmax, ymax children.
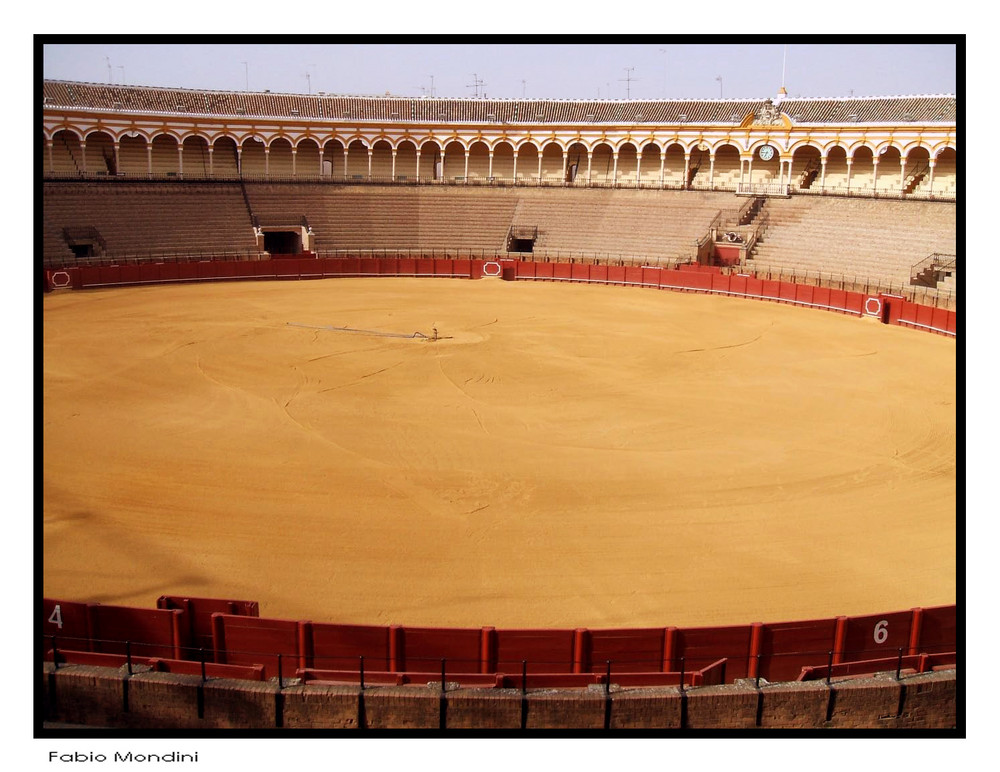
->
<box><xmin>47</xmin><ymin>139</ymin><xmax>54</xmax><ymax>173</ymax></box>
<box><xmin>391</xmin><ymin>149</ymin><xmax>397</xmax><ymax>181</ymax></box>
<box><xmin>263</xmin><ymin>146</ymin><xmax>269</xmax><ymax>179</ymax></box>
<box><xmin>464</xmin><ymin>149</ymin><xmax>469</xmax><ymax>182</ymax></box>
<box><xmin>659</xmin><ymin>151</ymin><xmax>665</xmax><ymax>186</ymax></box>
<box><xmin>177</xmin><ymin>144</ymin><xmax>184</xmax><ymax>178</ymax></box>
<box><xmin>872</xmin><ymin>158</ymin><xmax>879</xmax><ymax>194</ymax></box>
<box><xmin>113</xmin><ymin>142</ymin><xmax>120</xmax><ymax>176</ymax></box>
<box><xmin>612</xmin><ymin>153</ymin><xmax>618</xmax><ymax>184</ymax></box>
<box><xmin>318</xmin><ymin>148</ymin><xmax>324</xmax><ymax>177</ymax></box>
<box><xmin>536</xmin><ymin>153</ymin><xmax>542</xmax><ymax>183</ymax></box>
<box><xmin>636</xmin><ymin>150</ymin><xmax>642</xmax><ymax>187</ymax></box>
<box><xmin>845</xmin><ymin>159</ymin><xmax>852</xmax><ymax>192</ymax></box>
<box><xmin>820</xmin><ymin>157</ymin><xmax>827</xmax><ymax>191</ymax></box>
<box><xmin>562</xmin><ymin>153</ymin><xmax>568</xmax><ymax>184</ymax></box>
<box><xmin>928</xmin><ymin>159</ymin><xmax>936</xmax><ymax>196</ymax></box>
<box><xmin>683</xmin><ymin>153</ymin><xmax>690</xmax><ymax>189</ymax></box>
<box><xmin>291</xmin><ymin>148</ymin><xmax>297</xmax><ymax>178</ymax></box>
<box><xmin>415</xmin><ymin>149</ymin><xmax>421</xmax><ymax>181</ymax></box>
<box><xmin>208</xmin><ymin>146</ymin><xmax>214</xmax><ymax>177</ymax></box>
<box><xmin>146</xmin><ymin>144</ymin><xmax>152</xmax><ymax>178</ymax></box>
<box><xmin>899</xmin><ymin>157</ymin><xmax>907</xmax><ymax>195</ymax></box>
<box><xmin>367</xmin><ymin>147</ymin><xmax>372</xmax><ymax>180</ymax></box>
<box><xmin>708</xmin><ymin>154</ymin><xmax>715</xmax><ymax>188</ymax></box>
<box><xmin>586</xmin><ymin>150</ymin><xmax>592</xmax><ymax>185</ymax></box>
<box><xmin>488</xmin><ymin>149</ymin><xmax>494</xmax><ymax>180</ymax></box>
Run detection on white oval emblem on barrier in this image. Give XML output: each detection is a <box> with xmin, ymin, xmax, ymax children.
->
<box><xmin>50</xmin><ymin>270</ymin><xmax>71</xmax><ymax>288</ymax></box>
<box><xmin>483</xmin><ymin>261</ymin><xmax>501</xmax><ymax>277</ymax></box>
<box><xmin>864</xmin><ymin>297</ymin><xmax>882</xmax><ymax>317</ymax></box>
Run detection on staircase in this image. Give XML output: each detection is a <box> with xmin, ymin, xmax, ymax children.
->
<box><xmin>911</xmin><ymin>253</ymin><xmax>956</xmax><ymax>288</ymax></box>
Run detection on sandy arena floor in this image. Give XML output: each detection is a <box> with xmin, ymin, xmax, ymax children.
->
<box><xmin>42</xmin><ymin>278</ymin><xmax>956</xmax><ymax>629</ymax></box>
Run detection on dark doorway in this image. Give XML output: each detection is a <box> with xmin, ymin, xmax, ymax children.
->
<box><xmin>263</xmin><ymin>230</ymin><xmax>302</xmax><ymax>255</ymax></box>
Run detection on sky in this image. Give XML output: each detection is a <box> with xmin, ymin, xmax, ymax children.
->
<box><xmin>40</xmin><ymin>39</ymin><xmax>959</xmax><ymax>102</ymax></box>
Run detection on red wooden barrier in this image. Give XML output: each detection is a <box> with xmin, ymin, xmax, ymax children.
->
<box><xmin>913</xmin><ymin>605</ymin><xmax>957</xmax><ymax>655</ymax></box>
<box><xmin>756</xmin><ymin>618</ymin><xmax>838</xmax><ymax>684</ymax></box>
<box><xmin>137</xmin><ymin>263</ymin><xmax>160</xmax><ymax>284</ymax></box>
<box><xmin>624</xmin><ymin>266</ymin><xmax>644</xmax><ymax>285</ymax></box>
<box><xmin>493</xmin><ymin>629</ymin><xmax>576</xmax><ymax>673</ymax></box>
<box><xmin>118</xmin><ymin>265</ymin><xmax>140</xmax><ymax>284</ymax></box>
<box><xmin>587</xmin><ymin>628</ymin><xmax>665</xmax><ymax>673</ymax></box>
<box><xmin>416</xmin><ymin>258</ymin><xmax>435</xmax><ymax>276</ymax></box>
<box><xmin>590</xmin><ymin>263</ymin><xmax>609</xmax><ymax>283</ymax></box>
<box><xmin>42</xmin><ymin>598</ymin><xmax>93</xmax><ymax>653</ymax></box>
<box><xmin>670</xmin><ymin>625</ymin><xmax>754</xmax><ymax>680</ymax></box>
<box><xmin>795</xmin><ymin>283</ymin><xmax>815</xmax><ymax>305</ymax></box>
<box><xmin>148</xmin><ymin>657</ymin><xmax>266</xmax><ymax>681</ymax></box>
<box><xmin>711</xmin><ymin>272</ymin><xmax>731</xmax><ymax>293</ymax></box>
<box><xmin>778</xmin><ymin>281</ymin><xmax>797</xmax><ymax>302</ymax></box>
<box><xmin>156</xmin><ymin>596</ymin><xmax>259</xmax><ymax>657</ymax></box>
<box><xmin>211</xmin><ymin>614</ymin><xmax>303</xmax><ymax>679</ymax></box>
<box><xmin>844</xmin><ymin>291</ymin><xmax>865</xmax><ymax>314</ymax></box>
<box><xmin>88</xmin><ymin>605</ymin><xmax>186</xmax><ymax>660</ymax></box>
<box><xmin>761</xmin><ymin>279</ymin><xmax>782</xmax><ymax>300</ymax></box>
<box><xmin>396</xmin><ymin>627</ymin><xmax>483</xmax><ymax>673</ymax></box>
<box><xmin>552</xmin><ymin>263</ymin><xmax>572</xmax><ymax>280</ymax></box>
<box><xmin>309</xmin><ymin>622</ymin><xmax>392</xmax><ymax>671</ymax></box>
<box><xmin>156</xmin><ymin>262</ymin><xmax>179</xmax><ymax>282</ymax></box>
<box><xmin>606</xmin><ymin>265</ymin><xmax>626</xmax><ymax>284</ymax></box>
<box><xmin>838</xmin><ymin>609</ymin><xmax>914</xmax><ymax>662</ymax></box>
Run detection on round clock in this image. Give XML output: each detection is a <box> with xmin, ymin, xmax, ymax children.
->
<box><xmin>758</xmin><ymin>145</ymin><xmax>775</xmax><ymax>161</ymax></box>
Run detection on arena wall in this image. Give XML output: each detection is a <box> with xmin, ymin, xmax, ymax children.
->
<box><xmin>40</xmin><ymin>661</ymin><xmax>957</xmax><ymax>730</ymax></box>
<box><xmin>42</xmin><ymin>255</ymin><xmax>956</xmax><ymax>337</ymax></box>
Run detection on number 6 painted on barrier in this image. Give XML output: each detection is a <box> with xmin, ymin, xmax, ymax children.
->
<box><xmin>874</xmin><ymin>619</ymin><xmax>888</xmax><ymax>644</ymax></box>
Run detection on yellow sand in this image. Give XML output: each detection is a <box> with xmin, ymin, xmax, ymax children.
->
<box><xmin>42</xmin><ymin>278</ymin><xmax>956</xmax><ymax>629</ymax></box>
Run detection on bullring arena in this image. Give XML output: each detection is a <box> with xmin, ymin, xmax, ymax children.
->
<box><xmin>40</xmin><ymin>75</ymin><xmax>958</xmax><ymax>731</ymax></box>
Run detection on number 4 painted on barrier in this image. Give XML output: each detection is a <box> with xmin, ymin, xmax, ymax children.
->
<box><xmin>48</xmin><ymin>604</ymin><xmax>63</xmax><ymax>629</ymax></box>
<box><xmin>874</xmin><ymin>619</ymin><xmax>888</xmax><ymax>644</ymax></box>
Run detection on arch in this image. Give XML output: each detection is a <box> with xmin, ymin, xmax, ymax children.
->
<box><xmin>150</xmin><ymin>133</ymin><xmax>180</xmax><ymax>177</ymax></box>
<box><xmin>48</xmin><ymin>128</ymin><xmax>84</xmax><ymax>175</ymax></box>
<box><xmin>212</xmin><ymin>136</ymin><xmax>239</xmax><ymax>177</ymax></box>
<box><xmin>789</xmin><ymin>144</ymin><xmax>823</xmax><ymax>192</ymax></box>
<box><xmin>565</xmin><ymin>141</ymin><xmax>588</xmax><ymax>184</ymax></box>
<box><xmin>616</xmin><ymin>142</ymin><xmax>638</xmax><ymax>186</ymax></box>
<box><xmin>662</xmin><ymin>142</ymin><xmax>686</xmax><ymax>188</ymax></box>
<box><xmin>443</xmin><ymin>139</ymin><xmax>465</xmax><ymax>182</ymax></box>
<box><xmin>394</xmin><ymin>139</ymin><xmax>418</xmax><ymax>181</ymax></box>
<box><xmin>239</xmin><ymin>136</ymin><xmax>267</xmax><ymax>177</ymax></box>
<box><xmin>491</xmin><ymin>140</ymin><xmax>515</xmax><ymax>182</ymax></box>
<box><xmin>267</xmin><ymin>136</ymin><xmax>294</xmax><ymax>178</ymax></box>
<box><xmin>516</xmin><ymin>141</ymin><xmax>540</xmax><ymax>183</ymax></box>
<box><xmin>84</xmin><ymin>130</ymin><xmax>115</xmax><ymax>176</ymax></box>
<box><xmin>540</xmin><ymin>141</ymin><xmax>564</xmax><ymax>183</ymax></box>
<box><xmin>419</xmin><ymin>140</ymin><xmax>443</xmax><ymax>181</ymax></box>
<box><xmin>468</xmin><ymin>140</ymin><xmax>490</xmax><ymax>181</ymax></box>
<box><xmin>295</xmin><ymin>137</ymin><xmax>321</xmax><ymax>179</ymax></box>
<box><xmin>590</xmin><ymin>142</ymin><xmax>613</xmax><ymax>184</ymax></box>
<box><xmin>321</xmin><ymin>139</ymin><xmax>346</xmax><ymax>179</ymax></box>
<box><xmin>117</xmin><ymin>132</ymin><xmax>148</xmax><ymax>177</ymax></box>
<box><xmin>849</xmin><ymin>146</ymin><xmax>876</xmax><ymax>195</ymax></box>
<box><xmin>181</xmin><ymin>135</ymin><xmax>211</xmax><ymax>179</ymax></box>
<box><xmin>371</xmin><ymin>139</ymin><xmax>394</xmax><ymax>181</ymax></box>
<box><xmin>710</xmin><ymin>144</ymin><xmax>741</xmax><ymax>191</ymax></box>
<box><xmin>346</xmin><ymin>139</ymin><xmax>370</xmax><ymax>180</ymax></box>
<box><xmin>638</xmin><ymin>142</ymin><xmax>662</xmax><ymax>186</ymax></box>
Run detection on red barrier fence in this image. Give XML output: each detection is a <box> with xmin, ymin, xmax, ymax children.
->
<box><xmin>42</xmin><ymin>596</ymin><xmax>956</xmax><ymax>688</ymax></box>
<box><xmin>45</xmin><ymin>256</ymin><xmax>955</xmax><ymax>338</ymax></box>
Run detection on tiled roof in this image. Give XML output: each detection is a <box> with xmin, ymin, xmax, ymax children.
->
<box><xmin>42</xmin><ymin>80</ymin><xmax>957</xmax><ymax>126</ymax></box>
